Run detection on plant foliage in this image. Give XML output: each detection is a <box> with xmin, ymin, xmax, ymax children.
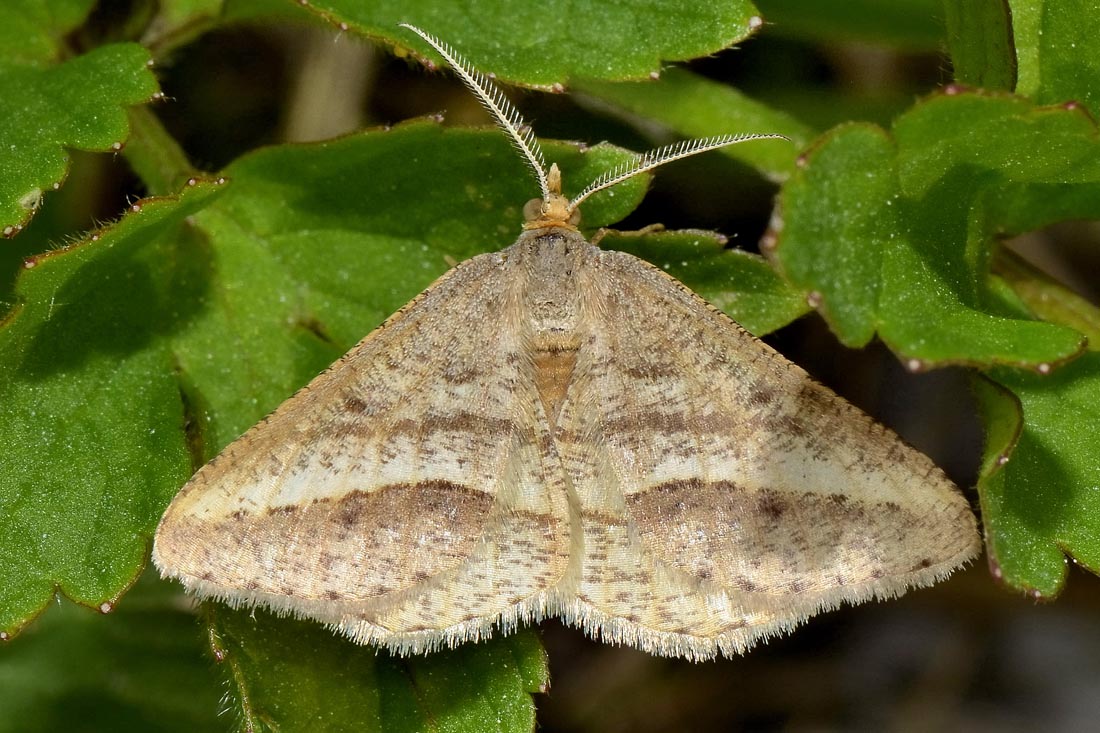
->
<box><xmin>1</xmin><ymin>0</ymin><xmax>1098</xmax><ymax>730</ymax></box>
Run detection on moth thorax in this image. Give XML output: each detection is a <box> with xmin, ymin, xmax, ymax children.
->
<box><xmin>517</xmin><ymin>230</ymin><xmax>584</xmax><ymax>337</ymax></box>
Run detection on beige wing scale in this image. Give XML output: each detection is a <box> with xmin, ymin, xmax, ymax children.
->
<box><xmin>551</xmin><ymin>249</ymin><xmax>980</xmax><ymax>660</ymax></box>
<box><xmin>153</xmin><ymin>252</ymin><xmax>571</xmax><ymax>653</ymax></box>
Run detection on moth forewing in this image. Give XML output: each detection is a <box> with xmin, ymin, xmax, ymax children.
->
<box><xmin>152</xmin><ymin>23</ymin><xmax>980</xmax><ymax>661</ymax></box>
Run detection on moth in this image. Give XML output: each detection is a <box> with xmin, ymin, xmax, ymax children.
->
<box><xmin>153</xmin><ymin>24</ymin><xmax>980</xmax><ymax>660</ymax></box>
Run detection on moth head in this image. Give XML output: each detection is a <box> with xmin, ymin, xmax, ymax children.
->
<box><xmin>523</xmin><ymin>164</ymin><xmax>582</xmax><ymax>230</ymax></box>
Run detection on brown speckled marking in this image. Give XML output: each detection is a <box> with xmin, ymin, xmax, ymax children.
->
<box><xmin>343</xmin><ymin>395</ymin><xmax>369</xmax><ymax>413</ymax></box>
<box><xmin>625</xmin><ymin>478</ymin><xmax>973</xmax><ymax>595</ymax></box>
<box><xmin>757</xmin><ymin>490</ymin><xmax>788</xmax><ymax>521</ymax></box>
<box><xmin>159</xmin><ymin>481</ymin><xmax>504</xmax><ymax>600</ymax></box>
<box><xmin>747</xmin><ymin>383</ymin><xmax>778</xmax><ymax>407</ymax></box>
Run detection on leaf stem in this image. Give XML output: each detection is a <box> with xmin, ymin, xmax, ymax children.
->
<box><xmin>993</xmin><ymin>248</ymin><xmax>1100</xmax><ymax>348</ymax></box>
<box><xmin>123</xmin><ymin>106</ymin><xmax>198</xmax><ymax>196</ymax></box>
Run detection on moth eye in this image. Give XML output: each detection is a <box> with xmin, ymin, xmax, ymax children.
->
<box><xmin>523</xmin><ymin>198</ymin><xmax>544</xmax><ymax>222</ymax></box>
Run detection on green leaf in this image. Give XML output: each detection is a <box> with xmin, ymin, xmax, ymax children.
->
<box><xmin>754</xmin><ymin>0</ymin><xmax>945</xmax><ymax>49</ymax></box>
<box><xmin>299</xmin><ymin>0</ymin><xmax>761</xmax><ymax>87</ymax></box>
<box><xmin>975</xmin><ymin>353</ymin><xmax>1100</xmax><ymax>597</ymax></box>
<box><xmin>221</xmin><ymin>0</ymin><xmax>319</xmax><ymax>23</ymax></box>
<box><xmin>142</xmin><ymin>0</ymin><xmax>227</xmax><ymax>55</ymax></box>
<box><xmin>771</xmin><ymin>124</ymin><xmax>893</xmax><ymax>347</ymax></box>
<box><xmin>0</xmin><ymin>42</ymin><xmax>160</xmax><ymax>235</ymax></box>
<box><xmin>893</xmin><ymin>93</ymin><xmax>1100</xmax><ymax>197</ymax></box>
<box><xmin>0</xmin><ymin>573</ymin><xmax>222</xmax><ymax>733</ymax></box>
<box><xmin>575</xmin><ymin>68</ymin><xmax>814</xmax><ymax>182</ymax></box>
<box><xmin>0</xmin><ymin>0</ymin><xmax>96</xmax><ymax>64</ymax></box>
<box><xmin>210</xmin><ymin>606</ymin><xmax>547</xmax><ymax>733</ymax></box>
<box><xmin>0</xmin><ymin>180</ymin><xmax>225</xmax><ymax>637</ymax></box>
<box><xmin>994</xmin><ymin>251</ymin><xmax>1100</xmax><ymax>348</ymax></box>
<box><xmin>772</xmin><ymin>92</ymin><xmax>1091</xmax><ymax>369</ymax></box>
<box><xmin>1009</xmin><ymin>0</ymin><xmax>1100</xmax><ymax>112</ymax></box>
<box><xmin>149</xmin><ymin>0</ymin><xmax>322</xmax><ymax>55</ymax></box>
<box><xmin>602</xmin><ymin>229</ymin><xmax>809</xmax><ymax>336</ymax></box>
<box><xmin>943</xmin><ymin>0</ymin><xmax>1016</xmax><ymax>91</ymax></box>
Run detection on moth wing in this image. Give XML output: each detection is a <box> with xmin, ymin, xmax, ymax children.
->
<box><xmin>154</xmin><ymin>251</ymin><xmax>571</xmax><ymax>653</ymax></box>
<box><xmin>554</xmin><ymin>249</ymin><xmax>979</xmax><ymax>659</ymax></box>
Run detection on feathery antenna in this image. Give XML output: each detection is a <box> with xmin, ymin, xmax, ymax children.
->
<box><xmin>399</xmin><ymin>24</ymin><xmax>789</xmax><ymax>222</ymax></box>
<box><xmin>400</xmin><ymin>23</ymin><xmax>550</xmax><ymax>201</ymax></box>
<box><xmin>568</xmin><ymin>134</ymin><xmax>790</xmax><ymax>213</ymax></box>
